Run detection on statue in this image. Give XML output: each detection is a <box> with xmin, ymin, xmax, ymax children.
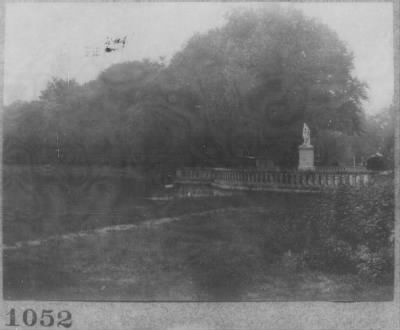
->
<box><xmin>302</xmin><ymin>123</ymin><xmax>311</xmax><ymax>146</ymax></box>
<box><xmin>298</xmin><ymin>122</ymin><xmax>314</xmax><ymax>170</ymax></box>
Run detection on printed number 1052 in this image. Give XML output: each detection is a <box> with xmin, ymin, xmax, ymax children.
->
<box><xmin>6</xmin><ymin>308</ymin><xmax>72</xmax><ymax>328</ymax></box>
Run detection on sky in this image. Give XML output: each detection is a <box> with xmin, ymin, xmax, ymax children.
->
<box><xmin>3</xmin><ymin>2</ymin><xmax>394</xmax><ymax>114</ymax></box>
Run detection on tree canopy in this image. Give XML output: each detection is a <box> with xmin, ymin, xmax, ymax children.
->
<box><xmin>168</xmin><ymin>9</ymin><xmax>367</xmax><ymax>166</ymax></box>
<box><xmin>5</xmin><ymin>8</ymin><xmax>378</xmax><ymax>170</ymax></box>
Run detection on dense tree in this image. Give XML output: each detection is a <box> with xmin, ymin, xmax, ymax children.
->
<box><xmin>4</xmin><ymin>8</ymin><xmax>378</xmax><ymax>171</ymax></box>
<box><xmin>169</xmin><ymin>8</ymin><xmax>367</xmax><ymax>166</ymax></box>
<box><xmin>352</xmin><ymin>105</ymin><xmax>395</xmax><ymax>168</ymax></box>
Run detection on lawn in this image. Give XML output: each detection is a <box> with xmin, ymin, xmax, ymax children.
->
<box><xmin>3</xmin><ymin>167</ymin><xmax>394</xmax><ymax>301</ymax></box>
<box><xmin>4</xmin><ymin>206</ymin><xmax>393</xmax><ymax>301</ymax></box>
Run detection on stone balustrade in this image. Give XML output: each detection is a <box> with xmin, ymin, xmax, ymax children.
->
<box><xmin>175</xmin><ymin>167</ymin><xmax>372</xmax><ymax>192</ymax></box>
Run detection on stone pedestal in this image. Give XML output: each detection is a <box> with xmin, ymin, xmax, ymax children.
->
<box><xmin>298</xmin><ymin>145</ymin><xmax>315</xmax><ymax>171</ymax></box>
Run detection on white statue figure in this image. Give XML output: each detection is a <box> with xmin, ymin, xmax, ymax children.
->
<box><xmin>302</xmin><ymin>123</ymin><xmax>311</xmax><ymax>146</ymax></box>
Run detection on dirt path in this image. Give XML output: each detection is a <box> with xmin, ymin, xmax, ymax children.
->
<box><xmin>3</xmin><ymin>207</ymin><xmax>267</xmax><ymax>251</ymax></box>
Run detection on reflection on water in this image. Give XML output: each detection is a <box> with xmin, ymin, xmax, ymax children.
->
<box><xmin>3</xmin><ymin>166</ymin><xmax>394</xmax><ymax>302</ymax></box>
<box><xmin>3</xmin><ymin>166</ymin><xmax>245</xmax><ymax>244</ymax></box>
<box><xmin>148</xmin><ymin>183</ymin><xmax>243</xmax><ymax>200</ymax></box>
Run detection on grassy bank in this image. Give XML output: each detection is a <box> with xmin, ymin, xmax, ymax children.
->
<box><xmin>3</xmin><ymin>169</ymin><xmax>394</xmax><ymax>301</ymax></box>
<box><xmin>4</xmin><ymin>206</ymin><xmax>393</xmax><ymax>301</ymax></box>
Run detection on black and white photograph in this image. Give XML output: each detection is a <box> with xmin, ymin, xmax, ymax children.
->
<box><xmin>1</xmin><ymin>0</ymin><xmax>398</xmax><ymax>328</ymax></box>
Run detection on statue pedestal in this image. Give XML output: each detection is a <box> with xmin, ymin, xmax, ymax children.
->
<box><xmin>298</xmin><ymin>145</ymin><xmax>315</xmax><ymax>171</ymax></box>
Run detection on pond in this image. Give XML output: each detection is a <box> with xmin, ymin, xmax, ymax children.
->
<box><xmin>3</xmin><ymin>166</ymin><xmax>315</xmax><ymax>245</ymax></box>
<box><xmin>3</xmin><ymin>166</ymin><xmax>394</xmax><ymax>301</ymax></box>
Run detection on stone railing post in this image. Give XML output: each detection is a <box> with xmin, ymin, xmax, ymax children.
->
<box><xmin>363</xmin><ymin>174</ymin><xmax>369</xmax><ymax>185</ymax></box>
<box><xmin>355</xmin><ymin>174</ymin><xmax>360</xmax><ymax>186</ymax></box>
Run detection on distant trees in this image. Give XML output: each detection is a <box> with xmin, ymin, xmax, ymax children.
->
<box><xmin>4</xmin><ymin>7</ymin><xmax>389</xmax><ymax>171</ymax></box>
<box><xmin>353</xmin><ymin>105</ymin><xmax>395</xmax><ymax>168</ymax></box>
<box><xmin>4</xmin><ymin>62</ymin><xmax>193</xmax><ymax>168</ymax></box>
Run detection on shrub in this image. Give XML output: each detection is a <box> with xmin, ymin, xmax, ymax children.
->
<box><xmin>353</xmin><ymin>245</ymin><xmax>394</xmax><ymax>282</ymax></box>
<box><xmin>303</xmin><ymin>177</ymin><xmax>394</xmax><ymax>281</ymax></box>
<box><xmin>304</xmin><ymin>238</ymin><xmax>355</xmax><ymax>273</ymax></box>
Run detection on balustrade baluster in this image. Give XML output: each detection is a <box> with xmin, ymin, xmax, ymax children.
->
<box><xmin>363</xmin><ymin>174</ymin><xmax>368</xmax><ymax>185</ymax></box>
<box><xmin>177</xmin><ymin>167</ymin><xmax>370</xmax><ymax>190</ymax></box>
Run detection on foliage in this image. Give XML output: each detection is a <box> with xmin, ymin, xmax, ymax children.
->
<box><xmin>304</xmin><ymin>177</ymin><xmax>394</xmax><ymax>281</ymax></box>
<box><xmin>366</xmin><ymin>155</ymin><xmax>385</xmax><ymax>171</ymax></box>
<box><xmin>169</xmin><ymin>8</ymin><xmax>367</xmax><ymax>166</ymax></box>
<box><xmin>352</xmin><ymin>105</ymin><xmax>395</xmax><ymax>168</ymax></box>
<box><xmin>4</xmin><ymin>8</ymin><xmax>372</xmax><ymax>169</ymax></box>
